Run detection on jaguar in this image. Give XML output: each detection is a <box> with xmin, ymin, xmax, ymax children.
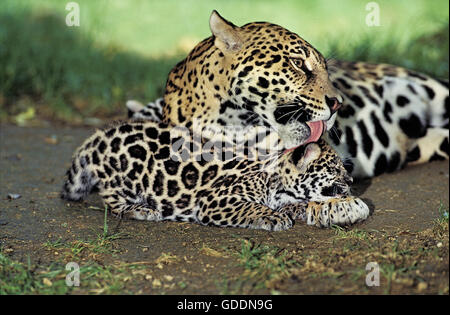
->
<box><xmin>61</xmin><ymin>120</ymin><xmax>369</xmax><ymax>231</ymax></box>
<box><xmin>127</xmin><ymin>11</ymin><xmax>449</xmax><ymax>178</ymax></box>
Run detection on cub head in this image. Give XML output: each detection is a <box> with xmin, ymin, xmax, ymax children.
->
<box><xmin>163</xmin><ymin>10</ymin><xmax>342</xmax><ymax>149</ymax></box>
<box><xmin>278</xmin><ymin>139</ymin><xmax>353</xmax><ymax>203</ymax></box>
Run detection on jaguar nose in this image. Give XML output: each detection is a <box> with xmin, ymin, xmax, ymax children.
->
<box><xmin>325</xmin><ymin>96</ymin><xmax>341</xmax><ymax>114</ymax></box>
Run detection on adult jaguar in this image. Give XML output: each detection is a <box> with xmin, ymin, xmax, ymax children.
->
<box><xmin>128</xmin><ymin>11</ymin><xmax>449</xmax><ymax>178</ymax></box>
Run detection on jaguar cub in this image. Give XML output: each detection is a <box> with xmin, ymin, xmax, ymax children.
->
<box><xmin>61</xmin><ymin>120</ymin><xmax>369</xmax><ymax>231</ymax></box>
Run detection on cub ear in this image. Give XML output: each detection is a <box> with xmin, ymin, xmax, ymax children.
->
<box><xmin>291</xmin><ymin>143</ymin><xmax>321</xmax><ymax>172</ymax></box>
<box><xmin>209</xmin><ymin>10</ymin><xmax>243</xmax><ymax>53</ymax></box>
<box><xmin>126</xmin><ymin>100</ymin><xmax>145</xmax><ymax>113</ymax></box>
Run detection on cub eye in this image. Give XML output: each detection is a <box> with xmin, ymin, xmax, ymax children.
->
<box><xmin>291</xmin><ymin>145</ymin><xmax>307</xmax><ymax>165</ymax></box>
<box><xmin>289</xmin><ymin>58</ymin><xmax>303</xmax><ymax>71</ymax></box>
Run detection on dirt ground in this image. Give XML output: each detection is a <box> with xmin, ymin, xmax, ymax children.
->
<box><xmin>0</xmin><ymin>123</ymin><xmax>448</xmax><ymax>295</ymax></box>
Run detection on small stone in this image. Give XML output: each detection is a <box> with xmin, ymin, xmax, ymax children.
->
<box><xmin>396</xmin><ymin>278</ymin><xmax>414</xmax><ymax>286</ymax></box>
<box><xmin>152</xmin><ymin>279</ymin><xmax>162</xmax><ymax>288</ymax></box>
<box><xmin>44</xmin><ymin>135</ymin><xmax>58</xmax><ymax>145</ymax></box>
<box><xmin>43</xmin><ymin>278</ymin><xmax>53</xmax><ymax>287</ymax></box>
<box><xmin>7</xmin><ymin>194</ymin><xmax>21</xmax><ymax>200</ymax></box>
<box><xmin>417</xmin><ymin>282</ymin><xmax>428</xmax><ymax>292</ymax></box>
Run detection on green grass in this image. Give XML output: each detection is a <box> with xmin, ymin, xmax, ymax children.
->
<box><xmin>224</xmin><ymin>239</ymin><xmax>298</xmax><ymax>293</ymax></box>
<box><xmin>437</xmin><ymin>202</ymin><xmax>449</xmax><ymax>223</ymax></box>
<box><xmin>0</xmin><ymin>5</ymin><xmax>181</xmax><ymax>122</ymax></box>
<box><xmin>0</xmin><ymin>248</ymin><xmax>154</xmax><ymax>294</ymax></box>
<box><xmin>103</xmin><ymin>205</ymin><xmax>109</xmax><ymax>238</ymax></box>
<box><xmin>43</xmin><ymin>207</ymin><xmax>127</xmax><ymax>260</ymax></box>
<box><xmin>237</xmin><ymin>240</ymin><xmax>295</xmax><ymax>274</ymax></box>
<box><xmin>0</xmin><ymin>205</ymin><xmax>140</xmax><ymax>295</ymax></box>
<box><xmin>327</xmin><ymin>25</ymin><xmax>449</xmax><ymax>78</ymax></box>
<box><xmin>0</xmin><ymin>0</ymin><xmax>448</xmax><ymax>123</ymax></box>
<box><xmin>433</xmin><ymin>202</ymin><xmax>449</xmax><ymax>237</ymax></box>
<box><xmin>43</xmin><ymin>231</ymin><xmax>126</xmax><ymax>261</ymax></box>
<box><xmin>6</xmin><ymin>0</ymin><xmax>448</xmax><ymax>57</ymax></box>
<box><xmin>332</xmin><ymin>225</ymin><xmax>370</xmax><ymax>240</ymax></box>
<box><xmin>2</xmin><ymin>210</ymin><xmax>137</xmax><ymax>295</ymax></box>
<box><xmin>0</xmin><ymin>250</ymin><xmax>70</xmax><ymax>294</ymax></box>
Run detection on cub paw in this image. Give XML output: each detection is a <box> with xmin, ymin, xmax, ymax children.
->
<box><xmin>279</xmin><ymin>203</ymin><xmax>308</xmax><ymax>221</ymax></box>
<box><xmin>252</xmin><ymin>212</ymin><xmax>294</xmax><ymax>231</ymax></box>
<box><xmin>112</xmin><ymin>205</ymin><xmax>163</xmax><ymax>221</ymax></box>
<box><xmin>305</xmin><ymin>197</ymin><xmax>370</xmax><ymax>228</ymax></box>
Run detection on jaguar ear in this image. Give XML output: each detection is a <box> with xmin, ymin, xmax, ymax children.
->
<box><xmin>291</xmin><ymin>143</ymin><xmax>321</xmax><ymax>172</ymax></box>
<box><xmin>209</xmin><ymin>10</ymin><xmax>243</xmax><ymax>53</ymax></box>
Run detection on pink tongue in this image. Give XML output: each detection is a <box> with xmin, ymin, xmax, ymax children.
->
<box><xmin>304</xmin><ymin>121</ymin><xmax>325</xmax><ymax>145</ymax></box>
<box><xmin>283</xmin><ymin>121</ymin><xmax>325</xmax><ymax>154</ymax></box>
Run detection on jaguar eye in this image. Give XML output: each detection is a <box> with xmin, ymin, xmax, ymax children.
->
<box><xmin>289</xmin><ymin>58</ymin><xmax>303</xmax><ymax>71</ymax></box>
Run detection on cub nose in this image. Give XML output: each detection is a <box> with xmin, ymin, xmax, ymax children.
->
<box><xmin>321</xmin><ymin>182</ymin><xmax>348</xmax><ymax>197</ymax></box>
<box><xmin>343</xmin><ymin>173</ymin><xmax>353</xmax><ymax>185</ymax></box>
<box><xmin>325</xmin><ymin>96</ymin><xmax>341</xmax><ymax>114</ymax></box>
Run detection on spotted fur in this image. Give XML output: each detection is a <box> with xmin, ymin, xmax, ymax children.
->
<box><xmin>160</xmin><ymin>11</ymin><xmax>343</xmax><ymax>149</ymax></box>
<box><xmin>326</xmin><ymin>60</ymin><xmax>449</xmax><ymax>177</ymax></box>
<box><xmin>128</xmin><ymin>12</ymin><xmax>449</xmax><ymax>178</ymax></box>
<box><xmin>61</xmin><ymin>120</ymin><xmax>369</xmax><ymax>230</ymax></box>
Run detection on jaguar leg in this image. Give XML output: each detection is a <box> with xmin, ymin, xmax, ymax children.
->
<box><xmin>300</xmin><ymin>197</ymin><xmax>370</xmax><ymax>228</ymax></box>
<box><xmin>196</xmin><ymin>199</ymin><xmax>294</xmax><ymax>231</ymax></box>
<box><xmin>103</xmin><ymin>194</ymin><xmax>163</xmax><ymax>221</ymax></box>
<box><xmin>406</xmin><ymin>127</ymin><xmax>449</xmax><ymax>165</ymax></box>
